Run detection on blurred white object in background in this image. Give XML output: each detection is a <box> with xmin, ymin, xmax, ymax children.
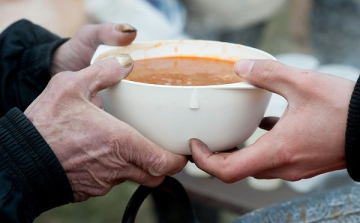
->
<box><xmin>317</xmin><ymin>64</ymin><xmax>360</xmax><ymax>82</ymax></box>
<box><xmin>183</xmin><ymin>0</ymin><xmax>286</xmax><ymax>35</ymax></box>
<box><xmin>247</xmin><ymin>177</ymin><xmax>283</xmax><ymax>191</ymax></box>
<box><xmin>286</xmin><ymin>173</ymin><xmax>330</xmax><ymax>194</ymax></box>
<box><xmin>184</xmin><ymin>162</ymin><xmax>210</xmax><ymax>177</ymax></box>
<box><xmin>286</xmin><ymin>170</ymin><xmax>355</xmax><ymax>194</ymax></box>
<box><xmin>275</xmin><ymin>53</ymin><xmax>320</xmax><ymax>70</ymax></box>
<box><xmin>85</xmin><ymin>0</ymin><xmax>188</xmax><ymax>41</ymax></box>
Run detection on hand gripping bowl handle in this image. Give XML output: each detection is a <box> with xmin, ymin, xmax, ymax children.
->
<box><xmin>122</xmin><ymin>176</ymin><xmax>199</xmax><ymax>223</ymax></box>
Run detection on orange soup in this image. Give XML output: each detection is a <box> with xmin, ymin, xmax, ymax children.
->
<box><xmin>126</xmin><ymin>57</ymin><xmax>243</xmax><ymax>86</ymax></box>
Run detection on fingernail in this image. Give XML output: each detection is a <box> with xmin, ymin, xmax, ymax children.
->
<box><xmin>188</xmin><ymin>139</ymin><xmax>196</xmax><ymax>150</ymax></box>
<box><xmin>188</xmin><ymin>139</ymin><xmax>192</xmax><ymax>148</ymax></box>
<box><xmin>234</xmin><ymin>60</ymin><xmax>255</xmax><ymax>78</ymax></box>
<box><xmin>189</xmin><ymin>138</ymin><xmax>208</xmax><ymax>153</ymax></box>
<box><xmin>149</xmin><ymin>169</ymin><xmax>162</xmax><ymax>177</ymax></box>
<box><xmin>114</xmin><ymin>54</ymin><xmax>133</xmax><ymax>68</ymax></box>
<box><xmin>115</xmin><ymin>23</ymin><xmax>137</xmax><ymax>32</ymax></box>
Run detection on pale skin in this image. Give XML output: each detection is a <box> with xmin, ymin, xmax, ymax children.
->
<box><xmin>50</xmin><ymin>23</ymin><xmax>138</xmax><ymax>108</ymax></box>
<box><xmin>24</xmin><ymin>23</ymin><xmax>187</xmax><ymax>202</ymax></box>
<box><xmin>50</xmin><ymin>23</ymin><xmax>137</xmax><ymax>76</ymax></box>
<box><xmin>190</xmin><ymin>59</ymin><xmax>355</xmax><ymax>183</ymax></box>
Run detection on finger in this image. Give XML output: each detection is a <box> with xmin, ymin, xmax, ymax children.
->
<box><xmin>90</xmin><ymin>94</ymin><xmax>103</xmax><ymax>108</ymax></box>
<box><xmin>251</xmin><ymin>165</ymin><xmax>283</xmax><ymax>180</ymax></box>
<box><xmin>130</xmin><ymin>133</ymin><xmax>188</xmax><ymax>177</ymax></box>
<box><xmin>124</xmin><ymin>164</ymin><xmax>165</xmax><ymax>187</ymax></box>
<box><xmin>252</xmin><ymin>173</ymin><xmax>277</xmax><ymax>180</ymax></box>
<box><xmin>77</xmin><ymin>54</ymin><xmax>133</xmax><ymax>99</ymax></box>
<box><xmin>189</xmin><ymin>138</ymin><xmax>239</xmax><ymax>182</ymax></box>
<box><xmin>252</xmin><ymin>169</ymin><xmax>302</xmax><ymax>181</ymax></box>
<box><xmin>252</xmin><ymin>162</ymin><xmax>336</xmax><ymax>181</ymax></box>
<box><xmin>77</xmin><ymin>23</ymin><xmax>137</xmax><ymax>49</ymax></box>
<box><xmin>189</xmin><ymin>138</ymin><xmax>279</xmax><ymax>183</ymax></box>
<box><xmin>234</xmin><ymin>59</ymin><xmax>311</xmax><ymax>97</ymax></box>
<box><xmin>223</xmin><ymin>147</ymin><xmax>240</xmax><ymax>153</ymax></box>
<box><xmin>259</xmin><ymin>116</ymin><xmax>280</xmax><ymax>131</ymax></box>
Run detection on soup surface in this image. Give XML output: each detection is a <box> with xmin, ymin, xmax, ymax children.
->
<box><xmin>126</xmin><ymin>57</ymin><xmax>243</xmax><ymax>86</ymax></box>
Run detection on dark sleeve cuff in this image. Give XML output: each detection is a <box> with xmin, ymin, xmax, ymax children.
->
<box><xmin>0</xmin><ymin>108</ymin><xmax>74</xmax><ymax>219</ymax></box>
<box><xmin>20</xmin><ymin>35</ymin><xmax>68</xmax><ymax>99</ymax></box>
<box><xmin>345</xmin><ymin>76</ymin><xmax>360</xmax><ymax>181</ymax></box>
<box><xmin>0</xmin><ymin>19</ymin><xmax>68</xmax><ymax>115</ymax></box>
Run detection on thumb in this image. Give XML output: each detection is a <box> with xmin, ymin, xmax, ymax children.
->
<box><xmin>234</xmin><ymin>59</ymin><xmax>303</xmax><ymax>97</ymax></box>
<box><xmin>77</xmin><ymin>54</ymin><xmax>133</xmax><ymax>99</ymax></box>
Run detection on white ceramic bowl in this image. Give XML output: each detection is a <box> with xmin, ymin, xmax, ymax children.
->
<box><xmin>91</xmin><ymin>40</ymin><xmax>274</xmax><ymax>155</ymax></box>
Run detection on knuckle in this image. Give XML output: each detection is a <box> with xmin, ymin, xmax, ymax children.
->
<box><xmin>77</xmin><ymin>24</ymin><xmax>96</xmax><ymax>35</ymax></box>
<box><xmin>250</xmin><ymin>60</ymin><xmax>281</xmax><ymax>83</ymax></box>
<box><xmin>218</xmin><ymin>171</ymin><xmax>237</xmax><ymax>184</ymax></box>
<box><xmin>92</xmin><ymin>59</ymin><xmax>121</xmax><ymax>77</ymax></box>
<box><xmin>50</xmin><ymin>71</ymin><xmax>78</xmax><ymax>92</ymax></box>
<box><xmin>276</xmin><ymin>148</ymin><xmax>293</xmax><ymax>166</ymax></box>
<box><xmin>51</xmin><ymin>71</ymin><xmax>72</xmax><ymax>82</ymax></box>
<box><xmin>283</xmin><ymin>171</ymin><xmax>302</xmax><ymax>182</ymax></box>
<box><xmin>297</xmin><ymin>74</ymin><xmax>320</xmax><ymax>94</ymax></box>
<box><xmin>95</xmin><ymin>187</ymin><xmax>112</xmax><ymax>197</ymax></box>
<box><xmin>91</xmin><ymin>60</ymin><xmax>110</xmax><ymax>74</ymax></box>
<box><xmin>195</xmin><ymin>154</ymin><xmax>209</xmax><ymax>168</ymax></box>
<box><xmin>217</xmin><ymin>163</ymin><xmax>240</xmax><ymax>184</ymax></box>
<box><xmin>171</xmin><ymin>157</ymin><xmax>187</xmax><ymax>174</ymax></box>
<box><xmin>105</xmin><ymin>169</ymin><xmax>120</xmax><ymax>183</ymax></box>
<box><xmin>148</xmin><ymin>154</ymin><xmax>170</xmax><ymax>175</ymax></box>
<box><xmin>221</xmin><ymin>176</ymin><xmax>237</xmax><ymax>184</ymax></box>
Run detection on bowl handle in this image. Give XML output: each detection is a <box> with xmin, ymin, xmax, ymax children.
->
<box><xmin>122</xmin><ymin>176</ymin><xmax>199</xmax><ymax>223</ymax></box>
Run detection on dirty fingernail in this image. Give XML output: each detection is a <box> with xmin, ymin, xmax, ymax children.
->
<box><xmin>234</xmin><ymin>60</ymin><xmax>255</xmax><ymax>78</ymax></box>
<box><xmin>188</xmin><ymin>138</ymin><xmax>197</xmax><ymax>150</ymax></box>
<box><xmin>115</xmin><ymin>23</ymin><xmax>137</xmax><ymax>32</ymax></box>
<box><xmin>114</xmin><ymin>54</ymin><xmax>133</xmax><ymax>68</ymax></box>
<box><xmin>189</xmin><ymin>138</ymin><xmax>209</xmax><ymax>153</ymax></box>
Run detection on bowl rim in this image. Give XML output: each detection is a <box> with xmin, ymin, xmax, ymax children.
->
<box><xmin>92</xmin><ymin>40</ymin><xmax>276</xmax><ymax>90</ymax></box>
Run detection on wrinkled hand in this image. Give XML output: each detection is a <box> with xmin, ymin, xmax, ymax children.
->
<box><xmin>51</xmin><ymin>23</ymin><xmax>136</xmax><ymax>108</ymax></box>
<box><xmin>25</xmin><ymin>55</ymin><xmax>187</xmax><ymax>202</ymax></box>
<box><xmin>51</xmin><ymin>23</ymin><xmax>137</xmax><ymax>76</ymax></box>
<box><xmin>190</xmin><ymin>60</ymin><xmax>355</xmax><ymax>183</ymax></box>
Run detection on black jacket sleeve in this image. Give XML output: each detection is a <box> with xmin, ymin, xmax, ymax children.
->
<box><xmin>0</xmin><ymin>19</ymin><xmax>67</xmax><ymax>116</ymax></box>
<box><xmin>345</xmin><ymin>76</ymin><xmax>360</xmax><ymax>181</ymax></box>
<box><xmin>0</xmin><ymin>108</ymin><xmax>74</xmax><ymax>223</ymax></box>
<box><xmin>0</xmin><ymin>20</ymin><xmax>74</xmax><ymax>222</ymax></box>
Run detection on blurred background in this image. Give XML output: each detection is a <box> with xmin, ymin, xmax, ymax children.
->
<box><xmin>1</xmin><ymin>0</ymin><xmax>360</xmax><ymax>222</ymax></box>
